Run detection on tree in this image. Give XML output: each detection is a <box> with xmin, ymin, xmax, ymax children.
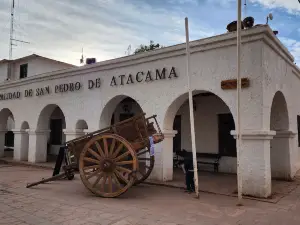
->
<box><xmin>134</xmin><ymin>40</ymin><xmax>163</xmax><ymax>54</ymax></box>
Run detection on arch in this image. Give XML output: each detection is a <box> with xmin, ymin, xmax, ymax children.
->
<box><xmin>33</xmin><ymin>104</ymin><xmax>66</xmax><ymax>162</ymax></box>
<box><xmin>37</xmin><ymin>104</ymin><xmax>66</xmax><ymax>130</ymax></box>
<box><xmin>99</xmin><ymin>95</ymin><xmax>142</xmax><ymax>128</ymax></box>
<box><xmin>270</xmin><ymin>91</ymin><xmax>289</xmax><ymax>131</ymax></box>
<box><xmin>270</xmin><ymin>91</ymin><xmax>291</xmax><ymax>181</ymax></box>
<box><xmin>163</xmin><ymin>90</ymin><xmax>235</xmax><ymax>131</ymax></box>
<box><xmin>0</xmin><ymin>108</ymin><xmax>15</xmax><ymax>158</ymax></box>
<box><xmin>0</xmin><ymin>108</ymin><xmax>15</xmax><ymax>130</ymax></box>
<box><xmin>162</xmin><ymin>90</ymin><xmax>237</xmax><ymax>181</ymax></box>
<box><xmin>75</xmin><ymin>120</ymin><xmax>88</xmax><ymax>130</ymax></box>
<box><xmin>21</xmin><ymin>121</ymin><xmax>30</xmax><ymax>130</ymax></box>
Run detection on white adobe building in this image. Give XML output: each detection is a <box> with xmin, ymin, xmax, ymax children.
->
<box><xmin>0</xmin><ymin>25</ymin><xmax>299</xmax><ymax>198</ymax></box>
<box><xmin>0</xmin><ymin>54</ymin><xmax>75</xmax><ymax>150</ymax></box>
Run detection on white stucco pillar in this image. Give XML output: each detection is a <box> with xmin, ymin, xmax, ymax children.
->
<box><xmin>12</xmin><ymin>129</ymin><xmax>29</xmax><ymax>161</ymax></box>
<box><xmin>28</xmin><ymin>129</ymin><xmax>50</xmax><ymax>163</ymax></box>
<box><xmin>231</xmin><ymin>130</ymin><xmax>275</xmax><ymax>198</ymax></box>
<box><xmin>63</xmin><ymin>129</ymin><xmax>86</xmax><ymax>142</ymax></box>
<box><xmin>0</xmin><ymin>130</ymin><xmax>6</xmax><ymax>158</ymax></box>
<box><xmin>149</xmin><ymin>130</ymin><xmax>177</xmax><ymax>181</ymax></box>
<box><xmin>271</xmin><ymin>130</ymin><xmax>296</xmax><ymax>180</ymax></box>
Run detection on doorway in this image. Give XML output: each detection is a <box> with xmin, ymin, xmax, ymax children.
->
<box><xmin>49</xmin><ymin>118</ymin><xmax>63</xmax><ymax>156</ymax></box>
<box><xmin>218</xmin><ymin>113</ymin><xmax>236</xmax><ymax>157</ymax></box>
<box><xmin>173</xmin><ymin>115</ymin><xmax>181</xmax><ymax>152</ymax></box>
<box><xmin>5</xmin><ymin>131</ymin><xmax>14</xmax><ymax>148</ymax></box>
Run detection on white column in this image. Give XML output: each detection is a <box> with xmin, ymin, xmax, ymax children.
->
<box><xmin>0</xmin><ymin>130</ymin><xmax>6</xmax><ymax>158</ymax></box>
<box><xmin>12</xmin><ymin>129</ymin><xmax>29</xmax><ymax>161</ymax></box>
<box><xmin>231</xmin><ymin>130</ymin><xmax>276</xmax><ymax>198</ymax></box>
<box><xmin>271</xmin><ymin>130</ymin><xmax>296</xmax><ymax>180</ymax></box>
<box><xmin>149</xmin><ymin>130</ymin><xmax>177</xmax><ymax>181</ymax></box>
<box><xmin>28</xmin><ymin>129</ymin><xmax>50</xmax><ymax>163</ymax></box>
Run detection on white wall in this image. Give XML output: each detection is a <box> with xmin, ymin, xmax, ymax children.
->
<box><xmin>0</xmin><ymin>63</ymin><xmax>8</xmax><ymax>82</ymax></box>
<box><xmin>10</xmin><ymin>57</ymin><xmax>74</xmax><ymax>80</ymax></box>
<box><xmin>178</xmin><ymin>95</ymin><xmax>230</xmax><ymax>152</ymax></box>
<box><xmin>27</xmin><ymin>57</ymin><xmax>74</xmax><ymax>78</ymax></box>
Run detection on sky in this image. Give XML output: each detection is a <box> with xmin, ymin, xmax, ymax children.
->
<box><xmin>0</xmin><ymin>0</ymin><xmax>299</xmax><ymax>66</ymax></box>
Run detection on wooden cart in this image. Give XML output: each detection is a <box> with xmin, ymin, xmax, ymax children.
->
<box><xmin>60</xmin><ymin>113</ymin><xmax>164</xmax><ymax>198</ymax></box>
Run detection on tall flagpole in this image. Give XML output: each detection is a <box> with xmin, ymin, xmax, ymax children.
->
<box><xmin>9</xmin><ymin>0</ymin><xmax>15</xmax><ymax>61</ymax></box>
<box><xmin>185</xmin><ymin>17</ymin><xmax>199</xmax><ymax>199</ymax></box>
<box><xmin>236</xmin><ymin>0</ymin><xmax>243</xmax><ymax>205</ymax></box>
<box><xmin>7</xmin><ymin>0</ymin><xmax>15</xmax><ymax>80</ymax></box>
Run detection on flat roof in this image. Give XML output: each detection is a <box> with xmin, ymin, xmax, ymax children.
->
<box><xmin>0</xmin><ymin>54</ymin><xmax>75</xmax><ymax>67</ymax></box>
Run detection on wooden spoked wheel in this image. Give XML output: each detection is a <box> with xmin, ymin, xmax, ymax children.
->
<box><xmin>79</xmin><ymin>134</ymin><xmax>138</xmax><ymax>198</ymax></box>
<box><xmin>134</xmin><ymin>146</ymin><xmax>154</xmax><ymax>185</ymax></box>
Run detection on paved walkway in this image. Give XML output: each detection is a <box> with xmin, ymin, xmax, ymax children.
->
<box><xmin>1</xmin><ymin>163</ymin><xmax>300</xmax><ymax>225</ymax></box>
<box><xmin>2</xmin><ymin>156</ymin><xmax>297</xmax><ymax>204</ymax></box>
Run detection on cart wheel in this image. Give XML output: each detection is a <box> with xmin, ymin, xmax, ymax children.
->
<box><xmin>79</xmin><ymin>134</ymin><xmax>138</xmax><ymax>198</ymax></box>
<box><xmin>134</xmin><ymin>146</ymin><xmax>154</xmax><ymax>185</ymax></box>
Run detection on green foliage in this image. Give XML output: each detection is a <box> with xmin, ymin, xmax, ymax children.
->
<box><xmin>134</xmin><ymin>40</ymin><xmax>163</xmax><ymax>54</ymax></box>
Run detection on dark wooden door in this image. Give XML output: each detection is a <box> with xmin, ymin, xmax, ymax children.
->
<box><xmin>50</xmin><ymin>119</ymin><xmax>63</xmax><ymax>145</ymax></box>
<box><xmin>173</xmin><ymin>115</ymin><xmax>181</xmax><ymax>152</ymax></box>
<box><xmin>218</xmin><ymin>113</ymin><xmax>236</xmax><ymax>157</ymax></box>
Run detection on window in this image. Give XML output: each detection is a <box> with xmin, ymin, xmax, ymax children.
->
<box><xmin>20</xmin><ymin>63</ymin><xmax>28</xmax><ymax>79</ymax></box>
<box><xmin>297</xmin><ymin>116</ymin><xmax>300</xmax><ymax>147</ymax></box>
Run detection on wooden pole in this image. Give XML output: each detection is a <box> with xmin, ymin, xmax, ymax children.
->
<box><xmin>185</xmin><ymin>17</ymin><xmax>199</xmax><ymax>199</ymax></box>
<box><xmin>236</xmin><ymin>0</ymin><xmax>243</xmax><ymax>206</ymax></box>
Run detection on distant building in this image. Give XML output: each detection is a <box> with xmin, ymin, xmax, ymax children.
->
<box><xmin>0</xmin><ymin>54</ymin><xmax>76</xmax><ymax>82</ymax></box>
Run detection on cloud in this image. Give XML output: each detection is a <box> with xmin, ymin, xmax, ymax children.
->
<box><xmin>168</xmin><ymin>0</ymin><xmax>198</xmax><ymax>5</ymax></box>
<box><xmin>250</xmin><ymin>0</ymin><xmax>300</xmax><ymax>14</ymax></box>
<box><xmin>0</xmin><ymin>0</ymin><xmax>298</xmax><ymax>67</ymax></box>
<box><xmin>0</xmin><ymin>0</ymin><xmax>216</xmax><ymax>65</ymax></box>
<box><xmin>279</xmin><ymin>37</ymin><xmax>300</xmax><ymax>64</ymax></box>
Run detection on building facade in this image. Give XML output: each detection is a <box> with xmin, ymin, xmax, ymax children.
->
<box><xmin>0</xmin><ymin>54</ymin><xmax>75</xmax><ymax>151</ymax></box>
<box><xmin>0</xmin><ymin>54</ymin><xmax>75</xmax><ymax>82</ymax></box>
<box><xmin>0</xmin><ymin>25</ymin><xmax>299</xmax><ymax>198</ymax></box>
